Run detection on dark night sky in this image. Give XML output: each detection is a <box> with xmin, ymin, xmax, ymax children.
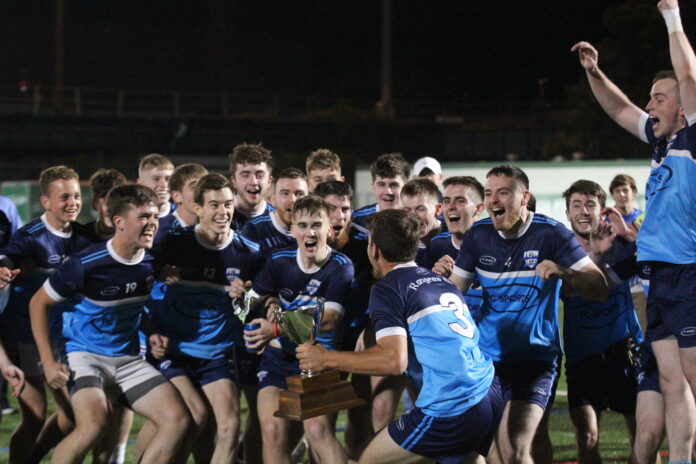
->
<box><xmin>0</xmin><ymin>1</ymin><xmax>635</xmax><ymax>106</ymax></box>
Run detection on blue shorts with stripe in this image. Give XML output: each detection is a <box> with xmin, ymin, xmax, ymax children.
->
<box><xmin>387</xmin><ymin>376</ymin><xmax>503</xmax><ymax>464</ymax></box>
<box><xmin>646</xmin><ymin>261</ymin><xmax>696</xmax><ymax>348</ymax></box>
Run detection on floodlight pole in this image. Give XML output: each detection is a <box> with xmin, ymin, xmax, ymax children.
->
<box><xmin>380</xmin><ymin>0</ymin><xmax>394</xmax><ymax>118</ymax></box>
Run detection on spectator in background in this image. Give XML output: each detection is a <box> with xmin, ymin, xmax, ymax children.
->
<box><xmin>609</xmin><ymin>174</ymin><xmax>643</xmax><ymax>225</ymax></box>
<box><xmin>0</xmin><ymin>194</ymin><xmax>23</xmax><ymax>235</ymax></box>
<box><xmin>413</xmin><ymin>156</ymin><xmax>443</xmax><ymax>188</ymax></box>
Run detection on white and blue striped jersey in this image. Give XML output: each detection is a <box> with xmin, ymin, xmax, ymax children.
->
<box><xmin>43</xmin><ymin>240</ymin><xmax>156</xmax><ymax>357</ymax></box>
<box><xmin>252</xmin><ymin>247</ymin><xmax>354</xmax><ymax>349</ymax></box>
<box><xmin>153</xmin><ymin>227</ymin><xmax>263</xmax><ymax>359</ymax></box>
<box><xmin>637</xmin><ymin>113</ymin><xmax>696</xmax><ymax>264</ymax></box>
<box><xmin>370</xmin><ymin>263</ymin><xmax>494</xmax><ymax>417</ymax></box>
<box><xmin>0</xmin><ymin>214</ymin><xmax>92</xmax><ymax>342</ymax></box>
<box><xmin>453</xmin><ymin>213</ymin><xmax>591</xmax><ymax>362</ymax></box>
<box><xmin>241</xmin><ymin>212</ymin><xmax>295</xmax><ymax>256</ymax></box>
<box><xmin>562</xmin><ymin>236</ymin><xmax>642</xmax><ymax>365</ymax></box>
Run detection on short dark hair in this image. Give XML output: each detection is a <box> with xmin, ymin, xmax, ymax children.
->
<box><xmin>169</xmin><ymin>163</ymin><xmax>208</xmax><ymax>194</ymax></box>
<box><xmin>106</xmin><ymin>184</ymin><xmax>158</xmax><ymax>221</ymax></box>
<box><xmin>370</xmin><ymin>153</ymin><xmax>410</xmax><ymax>182</ymax></box>
<box><xmin>609</xmin><ymin>173</ymin><xmax>638</xmax><ymax>194</ymax></box>
<box><xmin>194</xmin><ymin>173</ymin><xmax>234</xmax><ymax>205</ymax></box>
<box><xmin>486</xmin><ymin>165</ymin><xmax>529</xmax><ymax>191</ymax></box>
<box><xmin>562</xmin><ymin>179</ymin><xmax>607</xmax><ymax>210</ymax></box>
<box><xmin>442</xmin><ymin>176</ymin><xmax>484</xmax><ymax>203</ymax></box>
<box><xmin>291</xmin><ymin>194</ymin><xmax>330</xmax><ymax>220</ymax></box>
<box><xmin>368</xmin><ymin>209</ymin><xmax>419</xmax><ymax>262</ymax></box>
<box><xmin>401</xmin><ymin>178</ymin><xmax>441</xmax><ymax>203</ymax></box>
<box><xmin>228</xmin><ymin>143</ymin><xmax>274</xmax><ymax>176</ymax></box>
<box><xmin>39</xmin><ymin>165</ymin><xmax>79</xmax><ymax>196</ymax></box>
<box><xmin>90</xmin><ymin>169</ymin><xmax>127</xmax><ymax>201</ymax></box>
<box><xmin>275</xmin><ymin>167</ymin><xmax>307</xmax><ymax>187</ymax></box>
<box><xmin>653</xmin><ymin>70</ymin><xmax>677</xmax><ymax>85</ymax></box>
<box><xmin>314</xmin><ymin>180</ymin><xmax>354</xmax><ymax>201</ymax></box>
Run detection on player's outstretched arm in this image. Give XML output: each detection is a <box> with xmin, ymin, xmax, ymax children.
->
<box><xmin>571</xmin><ymin>41</ymin><xmax>644</xmax><ymax>138</ymax></box>
<box><xmin>536</xmin><ymin>259</ymin><xmax>609</xmax><ymax>301</ymax></box>
<box><xmin>659</xmin><ymin>0</ymin><xmax>696</xmax><ymax>117</ymax></box>
<box><xmin>296</xmin><ymin>335</ymin><xmax>408</xmax><ymax>377</ymax></box>
<box><xmin>29</xmin><ymin>287</ymin><xmax>69</xmax><ymax>389</ymax></box>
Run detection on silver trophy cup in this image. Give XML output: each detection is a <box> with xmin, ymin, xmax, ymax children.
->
<box><xmin>272</xmin><ymin>297</ymin><xmax>325</xmax><ymax>376</ymax></box>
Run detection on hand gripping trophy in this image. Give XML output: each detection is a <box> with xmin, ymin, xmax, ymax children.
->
<box><xmin>270</xmin><ymin>298</ymin><xmax>365</xmax><ymax>421</ymax></box>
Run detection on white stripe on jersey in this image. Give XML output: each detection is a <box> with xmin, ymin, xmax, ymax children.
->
<box><xmin>451</xmin><ymin>265</ymin><xmax>475</xmax><ymax>279</ymax></box>
<box><xmin>406</xmin><ymin>304</ymin><xmax>449</xmax><ymax>324</ymax></box>
<box><xmin>43</xmin><ymin>280</ymin><xmax>66</xmax><ymax>303</ymax></box>
<box><xmin>569</xmin><ymin>256</ymin><xmax>593</xmax><ymax>271</ymax></box>
<box><xmin>83</xmin><ymin>295</ymin><xmax>149</xmax><ymax>307</ymax></box>
<box><xmin>475</xmin><ymin>268</ymin><xmax>537</xmax><ymax>280</ymax></box>
<box><xmin>638</xmin><ymin>112</ymin><xmax>649</xmax><ymax>144</ymax></box>
<box><xmin>375</xmin><ymin>326</ymin><xmax>407</xmax><ymax>340</ymax></box>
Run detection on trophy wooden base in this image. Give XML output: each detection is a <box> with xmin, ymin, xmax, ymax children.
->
<box><xmin>274</xmin><ymin>370</ymin><xmax>366</xmax><ymax>421</ymax></box>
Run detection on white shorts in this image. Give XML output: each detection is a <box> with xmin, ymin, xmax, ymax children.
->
<box><xmin>66</xmin><ymin>351</ymin><xmax>168</xmax><ymax>405</ymax></box>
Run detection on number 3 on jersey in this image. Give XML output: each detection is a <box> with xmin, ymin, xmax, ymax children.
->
<box><xmin>440</xmin><ymin>292</ymin><xmax>475</xmax><ymax>338</ymax></box>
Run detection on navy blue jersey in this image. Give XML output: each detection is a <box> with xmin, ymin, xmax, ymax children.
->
<box><xmin>252</xmin><ymin>247</ymin><xmax>354</xmax><ymax>348</ymax></box>
<box><xmin>422</xmin><ymin>231</ymin><xmax>484</xmax><ymax>321</ymax></box>
<box><xmin>241</xmin><ymin>212</ymin><xmax>295</xmax><ymax>255</ymax></box>
<box><xmin>336</xmin><ymin>224</ymin><xmax>373</xmax><ymax>342</ymax></box>
<box><xmin>637</xmin><ymin>113</ymin><xmax>696</xmax><ymax>264</ymax></box>
<box><xmin>0</xmin><ymin>210</ymin><xmax>11</xmax><ymax>249</ymax></box>
<box><xmin>154</xmin><ymin>227</ymin><xmax>263</xmax><ymax>359</ymax></box>
<box><xmin>370</xmin><ymin>263</ymin><xmax>494</xmax><ymax>417</ymax></box>
<box><xmin>562</xmin><ymin>237</ymin><xmax>642</xmax><ymax>364</ymax></box>
<box><xmin>231</xmin><ymin>202</ymin><xmax>274</xmax><ymax>232</ymax></box>
<box><xmin>153</xmin><ymin>210</ymin><xmax>191</xmax><ymax>251</ymax></box>
<box><xmin>0</xmin><ymin>215</ymin><xmax>92</xmax><ymax>342</ymax></box>
<box><xmin>352</xmin><ymin>203</ymin><xmax>377</xmax><ymax>229</ymax></box>
<box><xmin>44</xmin><ymin>240</ymin><xmax>156</xmax><ymax>356</ymax></box>
<box><xmin>80</xmin><ymin>220</ymin><xmax>114</xmax><ymax>245</ymax></box>
<box><xmin>453</xmin><ymin>213</ymin><xmax>591</xmax><ymax>362</ymax></box>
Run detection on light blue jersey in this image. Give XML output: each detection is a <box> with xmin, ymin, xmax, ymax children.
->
<box><xmin>453</xmin><ymin>213</ymin><xmax>591</xmax><ymax>362</ymax></box>
<box><xmin>637</xmin><ymin>113</ymin><xmax>696</xmax><ymax>264</ymax></box>
<box><xmin>44</xmin><ymin>240</ymin><xmax>156</xmax><ymax>357</ymax></box>
<box><xmin>370</xmin><ymin>263</ymin><xmax>494</xmax><ymax>417</ymax></box>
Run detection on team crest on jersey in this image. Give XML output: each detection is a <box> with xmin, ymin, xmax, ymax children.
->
<box><xmin>523</xmin><ymin>250</ymin><xmax>539</xmax><ymax>269</ymax></box>
<box><xmin>306</xmin><ymin>279</ymin><xmax>322</xmax><ymax>295</ymax></box>
<box><xmin>226</xmin><ymin>268</ymin><xmax>241</xmax><ymax>280</ymax></box>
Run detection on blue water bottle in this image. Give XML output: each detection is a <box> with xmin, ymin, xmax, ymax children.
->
<box><xmin>244</xmin><ymin>323</ymin><xmax>261</xmax><ymax>353</ymax></box>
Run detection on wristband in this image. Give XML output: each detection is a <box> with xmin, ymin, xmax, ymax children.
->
<box><xmin>663</xmin><ymin>7</ymin><xmax>683</xmax><ymax>34</ymax></box>
<box><xmin>273</xmin><ymin>321</ymin><xmax>279</xmax><ymax>338</ymax></box>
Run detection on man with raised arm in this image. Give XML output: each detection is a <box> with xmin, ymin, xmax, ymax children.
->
<box><xmin>573</xmin><ymin>2</ymin><xmax>696</xmax><ymax>461</ymax></box>
<box><xmin>449</xmin><ymin>165</ymin><xmax>608</xmax><ymax>464</ymax></box>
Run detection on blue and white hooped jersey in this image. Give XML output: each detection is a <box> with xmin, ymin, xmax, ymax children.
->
<box><xmin>232</xmin><ymin>202</ymin><xmax>274</xmax><ymax>232</ymax></box>
<box><xmin>637</xmin><ymin>112</ymin><xmax>696</xmax><ymax>264</ymax></box>
<box><xmin>154</xmin><ymin>227</ymin><xmax>263</xmax><ymax>359</ymax></box>
<box><xmin>43</xmin><ymin>240</ymin><xmax>156</xmax><ymax>357</ymax></box>
<box><xmin>453</xmin><ymin>213</ymin><xmax>591</xmax><ymax>362</ymax></box>
<box><xmin>241</xmin><ymin>211</ymin><xmax>295</xmax><ymax>256</ymax></box>
<box><xmin>422</xmin><ymin>231</ymin><xmax>484</xmax><ymax>321</ymax></box>
<box><xmin>370</xmin><ymin>263</ymin><xmax>494</xmax><ymax>417</ymax></box>
<box><xmin>562</xmin><ymin>236</ymin><xmax>642</xmax><ymax>365</ymax></box>
<box><xmin>0</xmin><ymin>214</ymin><xmax>92</xmax><ymax>342</ymax></box>
<box><xmin>351</xmin><ymin>203</ymin><xmax>378</xmax><ymax>230</ymax></box>
<box><xmin>252</xmin><ymin>246</ymin><xmax>354</xmax><ymax>349</ymax></box>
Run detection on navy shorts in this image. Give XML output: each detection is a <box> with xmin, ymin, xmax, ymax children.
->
<box><xmin>494</xmin><ymin>359</ymin><xmax>557</xmax><ymax>410</ymax></box>
<box><xmin>566</xmin><ymin>351</ymin><xmax>637</xmax><ymax>414</ymax></box>
<box><xmin>646</xmin><ymin>261</ymin><xmax>696</xmax><ymax>348</ymax></box>
<box><xmin>637</xmin><ymin>342</ymin><xmax>661</xmax><ymax>394</ymax></box>
<box><xmin>256</xmin><ymin>345</ymin><xmax>301</xmax><ymax>391</ymax></box>
<box><xmin>388</xmin><ymin>377</ymin><xmax>503</xmax><ymax>464</ymax></box>
<box><xmin>232</xmin><ymin>345</ymin><xmax>261</xmax><ymax>386</ymax></box>
<box><xmin>158</xmin><ymin>353</ymin><xmax>234</xmax><ymax>386</ymax></box>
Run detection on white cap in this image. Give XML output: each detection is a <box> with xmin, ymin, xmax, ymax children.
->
<box><xmin>413</xmin><ymin>156</ymin><xmax>442</xmax><ymax>176</ymax></box>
